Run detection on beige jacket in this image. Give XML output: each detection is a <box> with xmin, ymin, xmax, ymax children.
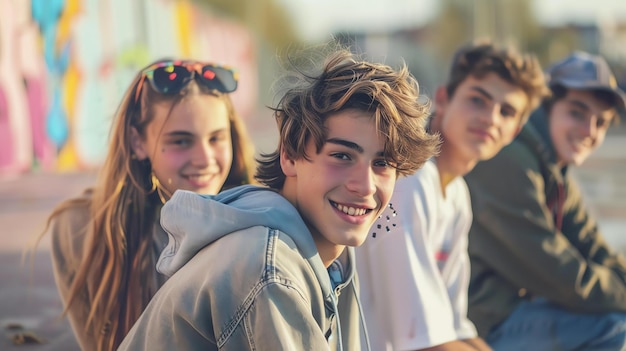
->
<box><xmin>49</xmin><ymin>191</ymin><xmax>169</xmax><ymax>350</ymax></box>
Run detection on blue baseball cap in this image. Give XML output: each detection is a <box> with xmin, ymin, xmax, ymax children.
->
<box><xmin>547</xmin><ymin>51</ymin><xmax>626</xmax><ymax>109</ymax></box>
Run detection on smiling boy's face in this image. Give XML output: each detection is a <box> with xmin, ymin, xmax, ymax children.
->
<box><xmin>549</xmin><ymin>88</ymin><xmax>616</xmax><ymax>167</ymax></box>
<box><xmin>434</xmin><ymin>72</ymin><xmax>529</xmax><ymax>166</ymax></box>
<box><xmin>279</xmin><ymin>109</ymin><xmax>397</xmax><ymax>264</ymax></box>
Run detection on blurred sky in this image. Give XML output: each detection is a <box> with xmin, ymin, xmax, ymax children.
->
<box><xmin>278</xmin><ymin>0</ymin><xmax>626</xmax><ymax>41</ymax></box>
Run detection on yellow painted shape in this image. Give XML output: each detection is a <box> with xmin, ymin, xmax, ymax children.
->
<box><xmin>57</xmin><ymin>0</ymin><xmax>81</xmax><ymax>50</ymax></box>
<box><xmin>175</xmin><ymin>0</ymin><xmax>193</xmax><ymax>57</ymax></box>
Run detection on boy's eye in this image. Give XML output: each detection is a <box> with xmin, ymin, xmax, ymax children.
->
<box><xmin>470</xmin><ymin>96</ymin><xmax>486</xmax><ymax>107</ymax></box>
<box><xmin>570</xmin><ymin>109</ymin><xmax>586</xmax><ymax>121</ymax></box>
<box><xmin>374</xmin><ymin>159</ymin><xmax>390</xmax><ymax>168</ymax></box>
<box><xmin>331</xmin><ymin>152</ymin><xmax>351</xmax><ymax>161</ymax></box>
<box><xmin>499</xmin><ymin>105</ymin><xmax>516</xmax><ymax>118</ymax></box>
<box><xmin>596</xmin><ymin>117</ymin><xmax>610</xmax><ymax>129</ymax></box>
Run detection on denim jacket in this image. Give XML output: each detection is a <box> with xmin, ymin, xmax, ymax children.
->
<box><xmin>117</xmin><ymin>185</ymin><xmax>368</xmax><ymax>351</ymax></box>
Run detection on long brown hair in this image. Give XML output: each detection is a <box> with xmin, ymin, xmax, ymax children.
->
<box><xmin>39</xmin><ymin>60</ymin><xmax>255</xmax><ymax>350</ymax></box>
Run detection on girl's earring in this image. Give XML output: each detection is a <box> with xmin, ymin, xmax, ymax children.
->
<box><xmin>150</xmin><ymin>171</ymin><xmax>158</xmax><ymax>193</ymax></box>
<box><xmin>150</xmin><ymin>171</ymin><xmax>171</xmax><ymax>204</ymax></box>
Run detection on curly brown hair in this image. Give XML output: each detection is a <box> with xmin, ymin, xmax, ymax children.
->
<box><xmin>256</xmin><ymin>47</ymin><xmax>440</xmax><ymax>189</ymax></box>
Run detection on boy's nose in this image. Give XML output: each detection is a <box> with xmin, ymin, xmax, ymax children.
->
<box><xmin>345</xmin><ymin>164</ymin><xmax>376</xmax><ymax>197</ymax></box>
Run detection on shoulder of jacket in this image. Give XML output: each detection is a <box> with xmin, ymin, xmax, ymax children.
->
<box><xmin>189</xmin><ymin>226</ymin><xmax>311</xmax><ymax>277</ymax></box>
<box><xmin>239</xmin><ymin>227</ymin><xmax>318</xmax><ymax>292</ymax></box>
<box><xmin>484</xmin><ymin>136</ymin><xmax>543</xmax><ymax>175</ymax></box>
<box><xmin>49</xmin><ymin>190</ymin><xmax>93</xmax><ymax>238</ymax></box>
<box><xmin>167</xmin><ymin>226</ymin><xmax>316</xmax><ymax>307</ymax></box>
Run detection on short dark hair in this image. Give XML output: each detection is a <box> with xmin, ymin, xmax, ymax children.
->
<box><xmin>445</xmin><ymin>40</ymin><xmax>549</xmax><ymax>123</ymax></box>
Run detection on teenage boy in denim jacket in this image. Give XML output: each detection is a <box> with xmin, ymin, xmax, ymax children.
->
<box><xmin>465</xmin><ymin>52</ymin><xmax>626</xmax><ymax>351</ymax></box>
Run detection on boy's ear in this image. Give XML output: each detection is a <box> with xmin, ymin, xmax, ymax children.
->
<box><xmin>431</xmin><ymin>86</ymin><xmax>449</xmax><ymax>131</ymax></box>
<box><xmin>130</xmin><ymin>127</ymin><xmax>149</xmax><ymax>160</ymax></box>
<box><xmin>279</xmin><ymin>146</ymin><xmax>297</xmax><ymax>177</ymax></box>
<box><xmin>434</xmin><ymin>86</ymin><xmax>449</xmax><ymax>111</ymax></box>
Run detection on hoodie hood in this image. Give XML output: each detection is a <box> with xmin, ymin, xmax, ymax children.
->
<box><xmin>524</xmin><ymin>107</ymin><xmax>560</xmax><ymax>166</ymax></box>
<box><xmin>157</xmin><ymin>185</ymin><xmax>332</xmax><ymax>293</ymax></box>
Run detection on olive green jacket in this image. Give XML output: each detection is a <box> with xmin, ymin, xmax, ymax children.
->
<box><xmin>464</xmin><ymin>108</ymin><xmax>626</xmax><ymax>337</ymax></box>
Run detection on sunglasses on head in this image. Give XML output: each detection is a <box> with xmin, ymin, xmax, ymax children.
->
<box><xmin>134</xmin><ymin>60</ymin><xmax>238</xmax><ymax>102</ymax></box>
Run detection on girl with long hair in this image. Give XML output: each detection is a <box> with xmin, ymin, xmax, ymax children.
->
<box><xmin>42</xmin><ymin>59</ymin><xmax>255</xmax><ymax>351</ymax></box>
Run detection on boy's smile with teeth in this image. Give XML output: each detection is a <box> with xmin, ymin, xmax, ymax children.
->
<box><xmin>331</xmin><ymin>201</ymin><xmax>370</xmax><ymax>216</ymax></box>
<box><xmin>279</xmin><ymin>109</ymin><xmax>396</xmax><ymax>262</ymax></box>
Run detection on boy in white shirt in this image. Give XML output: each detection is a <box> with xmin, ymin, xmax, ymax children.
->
<box><xmin>356</xmin><ymin>41</ymin><xmax>549</xmax><ymax>351</ymax></box>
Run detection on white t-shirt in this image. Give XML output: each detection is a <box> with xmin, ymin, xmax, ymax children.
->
<box><xmin>357</xmin><ymin>159</ymin><xmax>477</xmax><ymax>351</ymax></box>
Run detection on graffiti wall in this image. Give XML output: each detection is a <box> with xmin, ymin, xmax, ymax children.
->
<box><xmin>0</xmin><ymin>0</ymin><xmax>257</xmax><ymax>175</ymax></box>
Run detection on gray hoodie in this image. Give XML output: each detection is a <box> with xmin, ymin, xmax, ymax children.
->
<box><xmin>117</xmin><ymin>185</ymin><xmax>368</xmax><ymax>351</ymax></box>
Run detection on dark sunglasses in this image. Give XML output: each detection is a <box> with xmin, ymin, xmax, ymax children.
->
<box><xmin>134</xmin><ymin>60</ymin><xmax>238</xmax><ymax>102</ymax></box>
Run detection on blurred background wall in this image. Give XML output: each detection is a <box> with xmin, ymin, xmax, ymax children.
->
<box><xmin>0</xmin><ymin>0</ymin><xmax>292</xmax><ymax>174</ymax></box>
<box><xmin>1</xmin><ymin>0</ymin><xmax>626</xmax><ymax>176</ymax></box>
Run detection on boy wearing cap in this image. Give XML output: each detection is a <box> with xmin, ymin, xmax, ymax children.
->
<box><xmin>465</xmin><ymin>51</ymin><xmax>626</xmax><ymax>350</ymax></box>
<box><xmin>356</xmin><ymin>41</ymin><xmax>548</xmax><ymax>351</ymax></box>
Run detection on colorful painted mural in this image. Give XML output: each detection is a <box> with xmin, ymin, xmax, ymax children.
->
<box><xmin>0</xmin><ymin>0</ymin><xmax>257</xmax><ymax>175</ymax></box>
